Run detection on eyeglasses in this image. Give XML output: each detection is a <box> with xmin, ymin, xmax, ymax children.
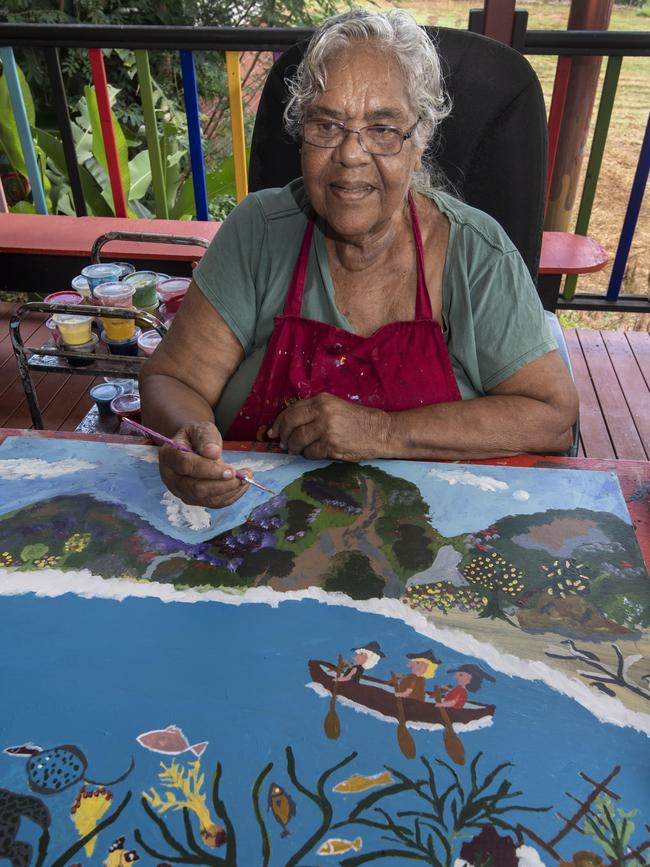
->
<box><xmin>302</xmin><ymin>120</ymin><xmax>418</xmax><ymax>156</ymax></box>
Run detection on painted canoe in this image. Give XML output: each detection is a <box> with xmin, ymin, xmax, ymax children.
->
<box><xmin>308</xmin><ymin>659</ymin><xmax>496</xmax><ymax>726</ymax></box>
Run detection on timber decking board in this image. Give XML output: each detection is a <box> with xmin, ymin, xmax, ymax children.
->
<box><xmin>563</xmin><ymin>328</ymin><xmax>616</xmax><ymax>459</ymax></box>
<box><xmin>602</xmin><ymin>330</ymin><xmax>650</xmax><ymax>455</ymax></box>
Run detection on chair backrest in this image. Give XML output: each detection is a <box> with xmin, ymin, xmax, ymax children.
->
<box><xmin>249</xmin><ymin>27</ymin><xmax>548</xmax><ymax>281</ymax></box>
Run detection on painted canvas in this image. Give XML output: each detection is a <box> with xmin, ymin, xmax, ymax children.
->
<box><xmin>0</xmin><ymin>435</ymin><xmax>649</xmax><ymax>867</ymax></box>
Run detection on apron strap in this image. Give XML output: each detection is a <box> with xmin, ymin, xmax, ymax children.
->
<box><xmin>283</xmin><ymin>212</ymin><xmax>317</xmax><ymax>317</ymax></box>
<box><xmin>285</xmin><ymin>198</ymin><xmax>433</xmax><ymax>320</ymax></box>
<box><xmin>408</xmin><ymin>191</ymin><xmax>434</xmax><ymax>321</ymax></box>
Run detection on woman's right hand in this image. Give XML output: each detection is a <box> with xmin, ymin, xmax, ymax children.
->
<box><xmin>158</xmin><ymin>421</ymin><xmax>250</xmax><ymax>509</ymax></box>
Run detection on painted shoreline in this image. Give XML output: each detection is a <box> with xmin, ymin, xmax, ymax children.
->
<box><xmin>3</xmin><ymin>566</ymin><xmax>649</xmax><ymax>736</ymax></box>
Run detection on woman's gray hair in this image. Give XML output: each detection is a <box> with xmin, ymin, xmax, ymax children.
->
<box><xmin>283</xmin><ymin>8</ymin><xmax>451</xmax><ymax>184</ymax></box>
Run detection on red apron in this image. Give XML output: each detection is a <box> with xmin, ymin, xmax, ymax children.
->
<box><xmin>226</xmin><ymin>193</ymin><xmax>461</xmax><ymax>441</ymax></box>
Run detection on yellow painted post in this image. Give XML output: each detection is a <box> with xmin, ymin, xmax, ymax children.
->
<box><xmin>225</xmin><ymin>50</ymin><xmax>248</xmax><ymax>203</ymax></box>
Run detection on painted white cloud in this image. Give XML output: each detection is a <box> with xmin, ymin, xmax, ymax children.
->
<box><xmin>427</xmin><ymin>467</ymin><xmax>509</xmax><ymax>493</ymax></box>
<box><xmin>512</xmin><ymin>489</ymin><xmax>530</xmax><ymax>501</ymax></box>
<box><xmin>162</xmin><ymin>490</ymin><xmax>212</xmax><ymax>531</ymax></box>
<box><xmin>226</xmin><ymin>458</ymin><xmax>279</xmax><ymax>473</ymax></box>
<box><xmin>0</xmin><ymin>458</ymin><xmax>97</xmax><ymax>479</ymax></box>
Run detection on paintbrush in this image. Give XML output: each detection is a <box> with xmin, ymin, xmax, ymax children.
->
<box><xmin>122</xmin><ymin>418</ymin><xmax>277</xmax><ymax>495</ymax></box>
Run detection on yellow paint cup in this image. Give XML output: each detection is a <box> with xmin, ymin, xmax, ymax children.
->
<box><xmin>100</xmin><ymin>316</ymin><xmax>136</xmax><ymax>340</ymax></box>
<box><xmin>51</xmin><ymin>313</ymin><xmax>94</xmax><ymax>346</ymax></box>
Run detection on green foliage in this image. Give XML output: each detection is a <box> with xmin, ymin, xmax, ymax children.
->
<box><xmin>323</xmin><ymin>551</ymin><xmax>385</xmax><ymax>599</ymax></box>
<box><xmin>582</xmin><ymin>793</ymin><xmax>641</xmax><ymax>865</ymax></box>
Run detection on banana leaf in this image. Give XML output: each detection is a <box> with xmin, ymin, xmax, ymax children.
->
<box><xmin>0</xmin><ymin>61</ymin><xmax>34</xmax><ymax>178</ymax></box>
<box><xmin>84</xmin><ymin>83</ymin><xmax>131</xmax><ymax>200</ymax></box>
<box><xmin>171</xmin><ymin>152</ymin><xmax>246</xmax><ymax>220</ymax></box>
<box><xmin>35</xmin><ymin>126</ymin><xmax>111</xmax><ymax>217</ymax></box>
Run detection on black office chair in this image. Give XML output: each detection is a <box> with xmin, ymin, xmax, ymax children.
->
<box><xmin>248</xmin><ymin>27</ymin><xmax>579</xmax><ymax>454</ymax></box>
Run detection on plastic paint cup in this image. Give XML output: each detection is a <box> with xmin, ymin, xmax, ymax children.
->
<box><xmin>137</xmin><ymin>329</ymin><xmax>162</xmax><ymax>357</ymax></box>
<box><xmin>111</xmin><ymin>261</ymin><xmax>136</xmax><ymax>280</ymax></box>
<box><xmin>110</xmin><ymin>392</ymin><xmax>141</xmax><ymax>421</ymax></box>
<box><xmin>71</xmin><ymin>275</ymin><xmax>92</xmax><ymax>298</ymax></box>
<box><xmin>44</xmin><ymin>291</ymin><xmax>84</xmax><ymax>306</ymax></box>
<box><xmin>51</xmin><ymin>313</ymin><xmax>94</xmax><ymax>346</ymax></box>
<box><xmin>154</xmin><ymin>273</ymin><xmax>170</xmax><ymax>284</ymax></box>
<box><xmin>81</xmin><ymin>263</ymin><xmax>123</xmax><ymax>293</ymax></box>
<box><xmin>89</xmin><ymin>382</ymin><xmax>124</xmax><ymax>416</ymax></box>
<box><xmin>124</xmin><ymin>271</ymin><xmax>159</xmax><ymax>309</ymax></box>
<box><xmin>93</xmin><ymin>281</ymin><xmax>136</xmax><ymax>308</ymax></box>
<box><xmin>158</xmin><ymin>278</ymin><xmax>190</xmax><ymax>314</ymax></box>
<box><xmin>103</xmin><ymin>377</ymin><xmax>138</xmax><ymax>394</ymax></box>
<box><xmin>64</xmin><ymin>333</ymin><xmax>99</xmax><ymax>366</ymax></box>
<box><xmin>100</xmin><ymin>317</ymin><xmax>135</xmax><ymax>340</ymax></box>
<box><xmin>102</xmin><ymin>327</ymin><xmax>141</xmax><ymax>356</ymax></box>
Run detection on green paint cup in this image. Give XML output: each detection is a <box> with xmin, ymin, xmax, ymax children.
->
<box><xmin>125</xmin><ymin>271</ymin><xmax>159</xmax><ymax>309</ymax></box>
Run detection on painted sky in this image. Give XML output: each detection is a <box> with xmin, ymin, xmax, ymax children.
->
<box><xmin>0</xmin><ymin>436</ymin><xmax>631</xmax><ymax>543</ymax></box>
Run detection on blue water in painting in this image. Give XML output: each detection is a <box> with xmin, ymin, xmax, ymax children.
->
<box><xmin>1</xmin><ymin>593</ymin><xmax>648</xmax><ymax>866</ymax></box>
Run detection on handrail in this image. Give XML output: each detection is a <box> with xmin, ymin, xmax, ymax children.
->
<box><xmin>0</xmin><ymin>23</ymin><xmax>648</xmax><ymax>55</ymax></box>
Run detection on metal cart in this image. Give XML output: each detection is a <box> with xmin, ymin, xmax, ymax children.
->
<box><xmin>10</xmin><ymin>230</ymin><xmax>210</xmax><ymax>430</ymax></box>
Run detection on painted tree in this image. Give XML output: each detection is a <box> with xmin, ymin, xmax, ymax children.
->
<box><xmin>462</xmin><ymin>551</ymin><xmax>525</xmax><ymax>623</ymax></box>
<box><xmin>403</xmin><ymin>581</ymin><xmax>488</xmax><ymax>616</ymax></box>
<box><xmin>540</xmin><ymin>558</ymin><xmax>591</xmax><ymax>598</ymax></box>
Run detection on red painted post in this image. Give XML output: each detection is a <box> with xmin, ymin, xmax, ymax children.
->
<box><xmin>88</xmin><ymin>47</ymin><xmax>128</xmax><ymax>218</ymax></box>
<box><xmin>482</xmin><ymin>0</ymin><xmax>517</xmax><ymax>45</ymax></box>
<box><xmin>546</xmin><ymin>56</ymin><xmax>572</xmax><ymax>211</ymax></box>
<box><xmin>544</xmin><ymin>0</ymin><xmax>614</xmax><ymax>232</ymax></box>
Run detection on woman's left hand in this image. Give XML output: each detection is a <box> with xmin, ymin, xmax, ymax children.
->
<box><xmin>268</xmin><ymin>393</ymin><xmax>388</xmax><ymax>461</ymax></box>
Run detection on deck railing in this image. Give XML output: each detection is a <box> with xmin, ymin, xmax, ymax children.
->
<box><xmin>0</xmin><ymin>21</ymin><xmax>648</xmax><ymax>313</ymax></box>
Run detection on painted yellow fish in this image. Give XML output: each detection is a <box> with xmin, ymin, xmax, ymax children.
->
<box><xmin>332</xmin><ymin>771</ymin><xmax>395</xmax><ymax>794</ymax></box>
<box><xmin>318</xmin><ymin>837</ymin><xmax>362</xmax><ymax>856</ymax></box>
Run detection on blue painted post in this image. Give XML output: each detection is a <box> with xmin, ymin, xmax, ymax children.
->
<box><xmin>606</xmin><ymin>112</ymin><xmax>650</xmax><ymax>300</ymax></box>
<box><xmin>0</xmin><ymin>47</ymin><xmax>48</xmax><ymax>214</ymax></box>
<box><xmin>180</xmin><ymin>49</ymin><xmax>209</xmax><ymax>221</ymax></box>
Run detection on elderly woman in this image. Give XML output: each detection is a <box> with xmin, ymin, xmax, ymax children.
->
<box><xmin>140</xmin><ymin>8</ymin><xmax>578</xmax><ymax>509</ymax></box>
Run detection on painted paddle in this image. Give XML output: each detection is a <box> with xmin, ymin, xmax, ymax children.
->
<box><xmin>390</xmin><ymin>672</ymin><xmax>416</xmax><ymax>760</ymax></box>
<box><xmin>324</xmin><ymin>655</ymin><xmax>344</xmax><ymax>740</ymax></box>
<box><xmin>434</xmin><ymin>686</ymin><xmax>465</xmax><ymax>766</ymax></box>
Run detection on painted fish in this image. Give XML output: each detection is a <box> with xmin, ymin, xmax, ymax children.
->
<box><xmin>4</xmin><ymin>743</ymin><xmax>134</xmax><ymax>795</ymax></box>
<box><xmin>318</xmin><ymin>837</ymin><xmax>362</xmax><ymax>856</ymax></box>
<box><xmin>104</xmin><ymin>836</ymin><xmax>139</xmax><ymax>866</ymax></box>
<box><xmin>3</xmin><ymin>743</ymin><xmax>43</xmax><ymax>757</ymax></box>
<box><xmin>332</xmin><ymin>771</ymin><xmax>395</xmax><ymax>794</ymax></box>
<box><xmin>136</xmin><ymin>725</ymin><xmax>208</xmax><ymax>757</ymax></box>
<box><xmin>267</xmin><ymin>782</ymin><xmax>296</xmax><ymax>837</ymax></box>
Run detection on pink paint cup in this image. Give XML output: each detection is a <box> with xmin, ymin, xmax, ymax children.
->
<box><xmin>137</xmin><ymin>329</ymin><xmax>162</xmax><ymax>356</ymax></box>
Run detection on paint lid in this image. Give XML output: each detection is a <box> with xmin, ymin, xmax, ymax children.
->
<box><xmin>155</xmin><ymin>273</ymin><xmax>171</xmax><ymax>283</ymax></box>
<box><xmin>44</xmin><ymin>291</ymin><xmax>84</xmax><ymax>305</ymax></box>
<box><xmin>81</xmin><ymin>263</ymin><xmax>123</xmax><ymax>280</ymax></box>
<box><xmin>103</xmin><ymin>377</ymin><xmax>139</xmax><ymax>393</ymax></box>
<box><xmin>93</xmin><ymin>282</ymin><xmax>136</xmax><ymax>305</ymax></box>
<box><xmin>158</xmin><ymin>278</ymin><xmax>191</xmax><ymax>300</ymax></box>
<box><xmin>124</xmin><ymin>270</ymin><xmax>159</xmax><ymax>289</ymax></box>
<box><xmin>137</xmin><ymin>329</ymin><xmax>162</xmax><ymax>354</ymax></box>
<box><xmin>89</xmin><ymin>382</ymin><xmax>124</xmax><ymax>403</ymax></box>
<box><xmin>51</xmin><ymin>313</ymin><xmax>93</xmax><ymax>326</ymax></box>
<box><xmin>71</xmin><ymin>275</ymin><xmax>91</xmax><ymax>296</ymax></box>
<box><xmin>111</xmin><ymin>261</ymin><xmax>136</xmax><ymax>279</ymax></box>
<box><xmin>110</xmin><ymin>393</ymin><xmax>141</xmax><ymax>416</ymax></box>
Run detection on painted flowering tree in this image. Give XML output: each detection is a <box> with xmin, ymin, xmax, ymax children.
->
<box><xmin>461</xmin><ymin>551</ymin><xmax>525</xmax><ymax>623</ymax></box>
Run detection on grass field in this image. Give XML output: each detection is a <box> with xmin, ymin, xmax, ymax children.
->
<box><xmin>369</xmin><ymin>0</ymin><xmax>650</xmax><ymax>331</ymax></box>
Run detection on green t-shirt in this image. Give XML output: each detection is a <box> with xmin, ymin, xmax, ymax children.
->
<box><xmin>193</xmin><ymin>178</ymin><xmax>556</xmax><ymax>433</ymax></box>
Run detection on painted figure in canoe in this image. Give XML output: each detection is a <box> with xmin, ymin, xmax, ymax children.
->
<box><xmin>309</xmin><ymin>659</ymin><xmax>496</xmax><ymax>728</ymax></box>
<box><xmin>435</xmin><ymin>664</ymin><xmax>497</xmax><ymax>709</ymax></box>
<box><xmin>394</xmin><ymin>650</ymin><xmax>441</xmax><ymax>701</ymax></box>
<box><xmin>335</xmin><ymin>641</ymin><xmax>385</xmax><ymax>683</ymax></box>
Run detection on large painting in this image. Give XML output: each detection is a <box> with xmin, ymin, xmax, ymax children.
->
<box><xmin>0</xmin><ymin>436</ymin><xmax>648</xmax><ymax>867</ymax></box>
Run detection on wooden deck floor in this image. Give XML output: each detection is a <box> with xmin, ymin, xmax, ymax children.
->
<box><xmin>1</xmin><ymin>300</ymin><xmax>648</xmax><ymax>459</ymax></box>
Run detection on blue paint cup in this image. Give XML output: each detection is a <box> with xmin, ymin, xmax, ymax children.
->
<box><xmin>89</xmin><ymin>382</ymin><xmax>125</xmax><ymax>416</ymax></box>
<box><xmin>111</xmin><ymin>261</ymin><xmax>136</xmax><ymax>280</ymax></box>
<box><xmin>81</xmin><ymin>263</ymin><xmax>123</xmax><ymax>293</ymax></box>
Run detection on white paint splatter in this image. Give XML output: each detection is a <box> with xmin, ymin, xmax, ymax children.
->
<box><xmin>512</xmin><ymin>489</ymin><xmax>530</xmax><ymax>501</ymax></box>
<box><xmin>427</xmin><ymin>467</ymin><xmax>509</xmax><ymax>493</ymax></box>
<box><xmin>162</xmin><ymin>490</ymin><xmax>212</xmax><ymax>530</ymax></box>
<box><xmin>0</xmin><ymin>458</ymin><xmax>97</xmax><ymax>479</ymax></box>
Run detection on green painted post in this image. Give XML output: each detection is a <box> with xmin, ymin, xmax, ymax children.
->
<box><xmin>563</xmin><ymin>55</ymin><xmax>622</xmax><ymax>300</ymax></box>
<box><xmin>134</xmin><ymin>49</ymin><xmax>169</xmax><ymax>220</ymax></box>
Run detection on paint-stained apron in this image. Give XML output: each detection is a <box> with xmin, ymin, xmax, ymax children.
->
<box><xmin>226</xmin><ymin>193</ymin><xmax>461</xmax><ymax>442</ymax></box>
